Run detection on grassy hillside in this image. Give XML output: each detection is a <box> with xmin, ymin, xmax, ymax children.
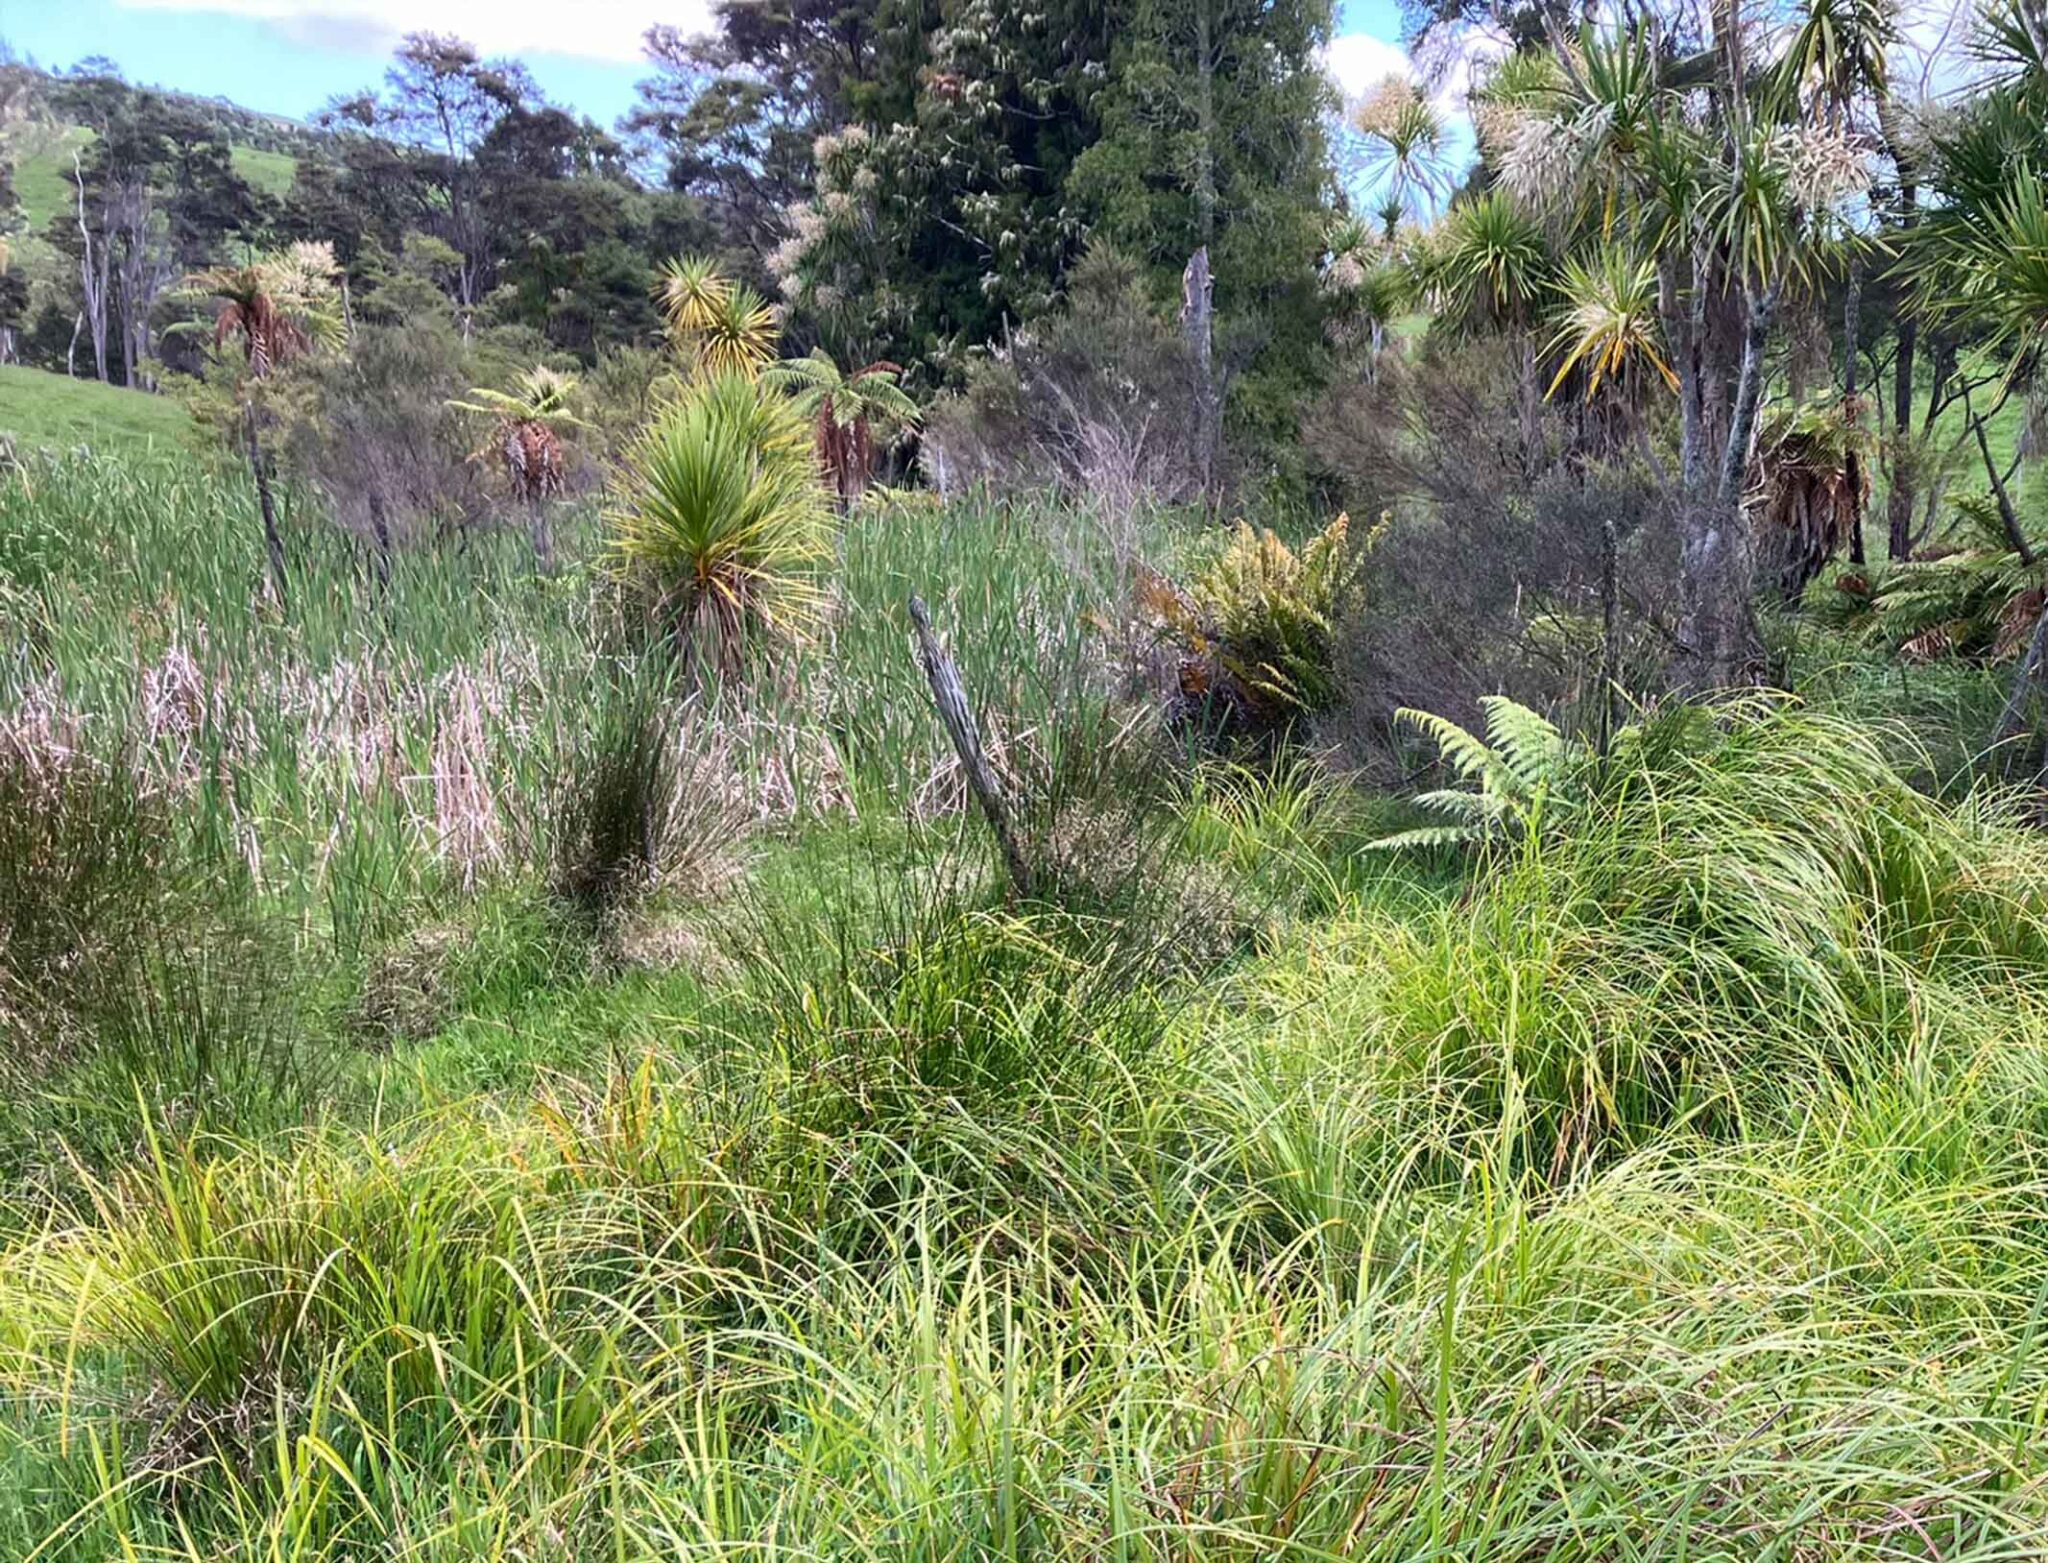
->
<box><xmin>5</xmin><ymin>123</ymin><xmax>93</xmax><ymax>231</ymax></box>
<box><xmin>9</xmin><ymin>125</ymin><xmax>295</xmax><ymax>232</ymax></box>
<box><xmin>0</xmin><ymin>363</ymin><xmax>195</xmax><ymax>452</ymax></box>
<box><xmin>230</xmin><ymin>141</ymin><xmax>296</xmax><ymax>198</ymax></box>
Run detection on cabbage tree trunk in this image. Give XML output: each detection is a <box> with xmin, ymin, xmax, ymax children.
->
<box><xmin>1672</xmin><ymin>280</ymin><xmax>1774</xmax><ymax>689</ymax></box>
<box><xmin>1997</xmin><ymin>599</ymin><xmax>2048</xmax><ymax>773</ymax></box>
<box><xmin>243</xmin><ymin>399</ymin><xmax>287</xmax><ymax>610</ymax></box>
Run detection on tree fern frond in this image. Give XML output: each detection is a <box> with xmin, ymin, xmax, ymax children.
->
<box><xmin>1411</xmin><ymin>788</ymin><xmax>1506</xmax><ymax>822</ymax></box>
<box><xmin>1360</xmin><ymin>823</ymin><xmax>1486</xmax><ymax>852</ymax></box>
<box><xmin>1479</xmin><ymin>696</ymin><xmax>1573</xmax><ymax>791</ymax></box>
<box><xmin>1393</xmin><ymin>707</ymin><xmax>1506</xmax><ymax>787</ymax></box>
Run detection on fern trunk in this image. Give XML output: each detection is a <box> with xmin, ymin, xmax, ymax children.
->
<box><xmin>243</xmin><ymin>400</ymin><xmax>287</xmax><ymax>610</ymax></box>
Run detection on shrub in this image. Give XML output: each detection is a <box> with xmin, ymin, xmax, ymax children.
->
<box><xmin>605</xmin><ymin>371</ymin><xmax>832</xmax><ymax>675</ymax></box>
<box><xmin>921</xmin><ymin>246</ymin><xmax>1207</xmax><ymax>514</ymax></box>
<box><xmin>1304</xmin><ymin>338</ymin><xmax>1676</xmax><ymax>765</ymax></box>
<box><xmin>1141</xmin><ymin>513</ymin><xmax>1362</xmax><ymax>731</ymax></box>
<box><xmin>1809</xmin><ymin>499</ymin><xmax>2046</xmax><ymax>664</ymax></box>
<box><xmin>270</xmin><ymin>311</ymin><xmax>493</xmax><ymax>545</ymax></box>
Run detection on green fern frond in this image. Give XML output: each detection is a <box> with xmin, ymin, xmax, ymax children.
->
<box><xmin>1394</xmin><ymin>707</ymin><xmax>1507</xmax><ymax>788</ymax></box>
<box><xmin>1479</xmin><ymin>696</ymin><xmax>1574</xmax><ymax>792</ymax></box>
<box><xmin>1411</xmin><ymin>788</ymin><xmax>1506</xmax><ymax>822</ymax></box>
<box><xmin>1360</xmin><ymin>823</ymin><xmax>1487</xmax><ymax>852</ymax></box>
<box><xmin>1375</xmin><ymin>696</ymin><xmax>1599</xmax><ymax>854</ymax></box>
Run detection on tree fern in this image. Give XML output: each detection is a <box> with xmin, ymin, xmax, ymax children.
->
<box><xmin>1813</xmin><ymin>499</ymin><xmax>2048</xmax><ymax>662</ymax></box>
<box><xmin>1479</xmin><ymin>697</ymin><xmax>1575</xmax><ymax>793</ymax></box>
<box><xmin>1367</xmin><ymin>697</ymin><xmax>1584</xmax><ymax>851</ymax></box>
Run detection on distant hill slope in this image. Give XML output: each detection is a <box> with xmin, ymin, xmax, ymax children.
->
<box><xmin>0</xmin><ymin>363</ymin><xmax>196</xmax><ymax>452</ymax></box>
<box><xmin>10</xmin><ymin>125</ymin><xmax>296</xmax><ymax>233</ymax></box>
<box><xmin>8</xmin><ymin>124</ymin><xmax>94</xmax><ymax>230</ymax></box>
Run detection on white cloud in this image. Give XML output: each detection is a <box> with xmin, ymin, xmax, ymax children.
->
<box><xmin>1323</xmin><ymin>26</ymin><xmax>1506</xmax><ymax>120</ymax></box>
<box><xmin>115</xmin><ymin>0</ymin><xmax>711</xmax><ymax>64</ymax></box>
<box><xmin>1322</xmin><ymin>32</ymin><xmax>1417</xmax><ymax>100</ymax></box>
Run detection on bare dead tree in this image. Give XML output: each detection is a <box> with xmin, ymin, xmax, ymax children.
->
<box><xmin>909</xmin><ymin>595</ymin><xmax>1033</xmax><ymax>899</ymax></box>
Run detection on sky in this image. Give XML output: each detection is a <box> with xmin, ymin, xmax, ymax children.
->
<box><xmin>0</xmin><ymin>0</ymin><xmax>1428</xmax><ymax>133</ymax></box>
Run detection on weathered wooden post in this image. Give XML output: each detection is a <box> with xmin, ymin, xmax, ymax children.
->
<box><xmin>908</xmin><ymin>594</ymin><xmax>1033</xmax><ymax>898</ymax></box>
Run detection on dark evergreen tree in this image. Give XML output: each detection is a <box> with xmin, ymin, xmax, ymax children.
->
<box><xmin>1067</xmin><ymin>0</ymin><xmax>1339</xmax><ymax>482</ymax></box>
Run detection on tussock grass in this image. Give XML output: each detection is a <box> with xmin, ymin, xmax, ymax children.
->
<box><xmin>11</xmin><ymin>993</ymin><xmax>2048</xmax><ymax>1555</ymax></box>
<box><xmin>6</xmin><ymin>451</ymin><xmax>2048</xmax><ymax>1555</ymax></box>
<box><xmin>1269</xmin><ymin>701</ymin><xmax>2048</xmax><ymax>1179</ymax></box>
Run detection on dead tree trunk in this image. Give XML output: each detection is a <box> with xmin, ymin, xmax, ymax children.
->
<box><xmin>1182</xmin><ymin>247</ymin><xmax>1217</xmax><ymax>508</ymax></box>
<box><xmin>73</xmin><ymin>150</ymin><xmax>109</xmax><ymax>385</ymax></box>
<box><xmin>1183</xmin><ymin>0</ymin><xmax>1221</xmax><ymax>506</ymax></box>
<box><xmin>909</xmin><ymin>594</ymin><xmax>1032</xmax><ymax>899</ymax></box>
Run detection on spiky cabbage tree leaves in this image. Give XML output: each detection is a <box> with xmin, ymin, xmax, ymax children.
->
<box><xmin>1546</xmin><ymin>247</ymin><xmax>1675</xmax><ymax>401</ymax></box>
<box><xmin>1774</xmin><ymin>0</ymin><xmax>1896</xmax><ymax>126</ymax></box>
<box><xmin>1346</xmin><ymin>75</ymin><xmax>1453</xmax><ymax>222</ymax></box>
<box><xmin>657</xmin><ymin>256</ymin><xmax>780</xmax><ymax>380</ymax></box>
<box><xmin>1911</xmin><ymin>154</ymin><xmax>2048</xmax><ymax>377</ymax></box>
<box><xmin>1432</xmin><ymin>191</ymin><xmax>1553</xmax><ymax>330</ymax></box>
<box><xmin>606</xmin><ymin>371</ymin><xmax>831</xmax><ymax>677</ymax></box>
<box><xmin>1461</xmin><ymin>14</ymin><xmax>1874</xmax><ymax>687</ymax></box>
<box><xmin>1429</xmin><ymin>189</ymin><xmax>1555</xmax><ymax>453</ymax></box>
<box><xmin>1321</xmin><ymin>216</ymin><xmax>1416</xmax><ymax>367</ymax></box>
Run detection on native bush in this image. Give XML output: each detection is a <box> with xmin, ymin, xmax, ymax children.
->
<box><xmin>922</xmin><ymin>246</ymin><xmax>1208</xmax><ymax>514</ymax></box>
<box><xmin>1306</xmin><ymin>340</ymin><xmax>1676</xmax><ymax>763</ymax></box>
